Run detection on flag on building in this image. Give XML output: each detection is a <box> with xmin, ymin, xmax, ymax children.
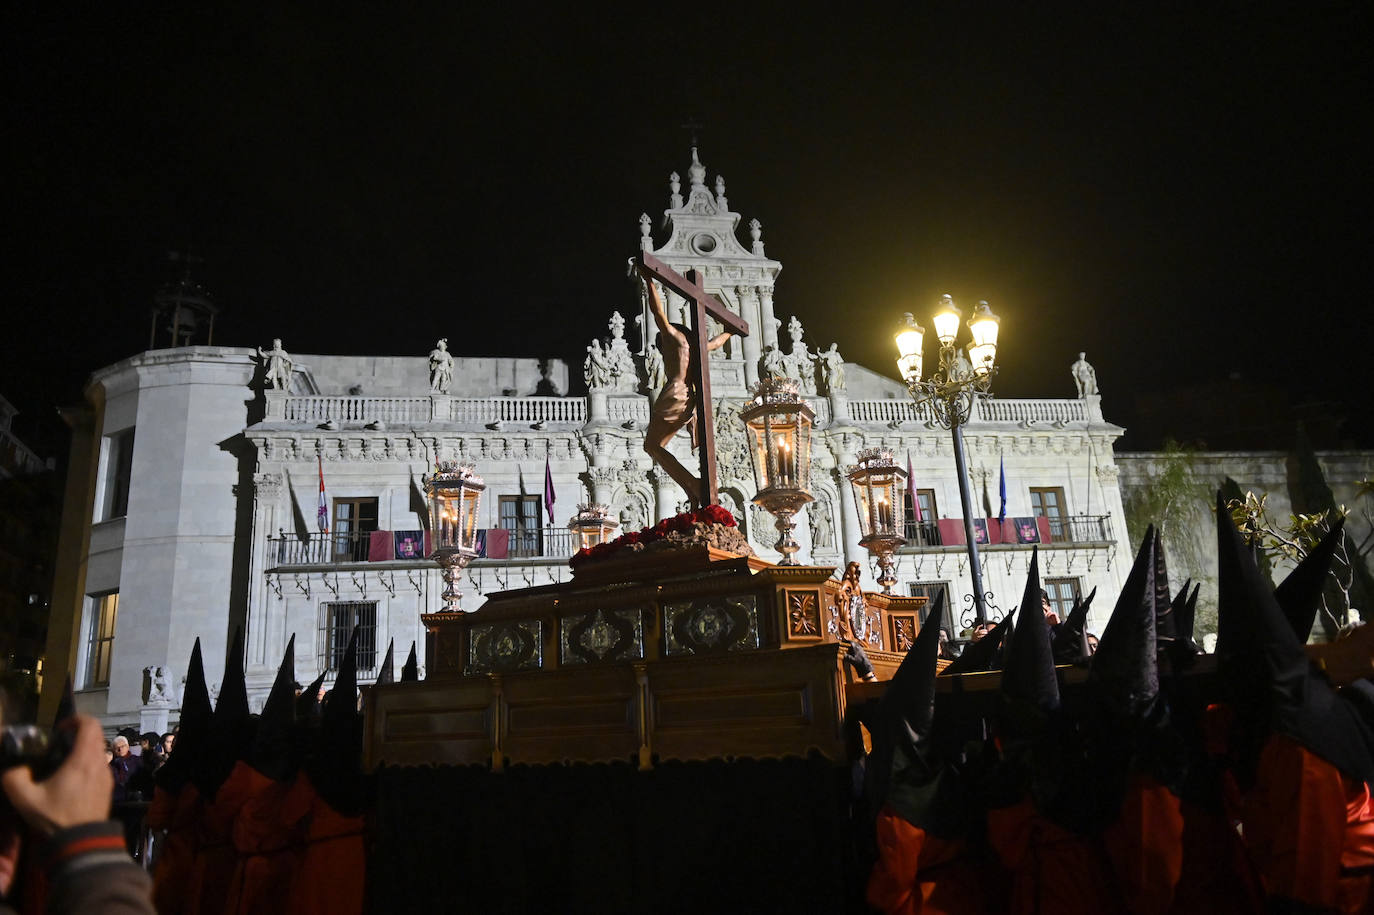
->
<box><xmin>998</xmin><ymin>455</ymin><xmax>1007</xmax><ymax>523</ymax></box>
<box><xmin>317</xmin><ymin>455</ymin><xmax>329</xmax><ymax>533</ymax></box>
<box><xmin>907</xmin><ymin>451</ymin><xmax>920</xmax><ymax>522</ymax></box>
<box><xmin>543</xmin><ymin>453</ymin><xmax>556</xmax><ymax>524</ymax></box>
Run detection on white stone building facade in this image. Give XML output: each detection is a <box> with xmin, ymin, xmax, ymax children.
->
<box><xmin>43</xmin><ymin>149</ymin><xmax>1139</xmax><ymax>729</ymax></box>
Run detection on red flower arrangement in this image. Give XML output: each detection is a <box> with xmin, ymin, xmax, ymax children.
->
<box><xmin>569</xmin><ymin>504</ymin><xmax>738</xmax><ymax>568</ymax></box>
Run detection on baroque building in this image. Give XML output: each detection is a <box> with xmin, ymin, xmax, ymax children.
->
<box><xmin>42</xmin><ymin>149</ymin><xmax>1139</xmax><ymax>729</ymax></box>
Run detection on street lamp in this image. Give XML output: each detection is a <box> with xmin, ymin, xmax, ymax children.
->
<box><xmin>740</xmin><ymin>377</ymin><xmax>815</xmax><ymax>565</ymax></box>
<box><xmin>423</xmin><ymin>460</ymin><xmax>485</xmax><ymax>612</ymax></box>
<box><xmin>894</xmin><ymin>296</ymin><xmax>1001</xmax><ymax>623</ymax></box>
<box><xmin>568</xmin><ymin>502</ymin><xmax>619</xmax><ymax>551</ymax></box>
<box><xmin>846</xmin><ymin>448</ymin><xmax>907</xmax><ymax>593</ymax></box>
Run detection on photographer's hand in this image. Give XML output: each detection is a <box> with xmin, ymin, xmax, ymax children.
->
<box><xmin>1</xmin><ymin>715</ymin><xmax>112</xmax><ymax>836</ymax></box>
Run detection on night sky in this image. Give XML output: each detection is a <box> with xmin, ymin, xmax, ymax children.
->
<box><xmin>7</xmin><ymin>6</ymin><xmax>1371</xmax><ymax>460</ymax></box>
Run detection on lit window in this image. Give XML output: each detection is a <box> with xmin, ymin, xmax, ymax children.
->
<box><xmin>85</xmin><ymin>592</ymin><xmax>118</xmax><ymax>687</ymax></box>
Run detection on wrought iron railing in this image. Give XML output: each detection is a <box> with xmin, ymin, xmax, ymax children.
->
<box><xmin>1050</xmin><ymin>514</ymin><xmax>1113</xmax><ymax>543</ymax></box>
<box><xmin>269</xmin><ymin>527</ymin><xmax>580</xmax><ymax>566</ymax></box>
<box><xmin>901</xmin><ymin>519</ymin><xmax>943</xmax><ymax>546</ymax></box>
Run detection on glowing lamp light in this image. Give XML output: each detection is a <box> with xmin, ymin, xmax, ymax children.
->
<box><xmin>423</xmin><ymin>460</ymin><xmax>486</xmax><ymax>612</ymax></box>
<box><xmin>894</xmin><ymin>312</ymin><xmax>926</xmax><ymax>383</ymax></box>
<box><xmin>846</xmin><ymin>448</ymin><xmax>908</xmax><ymax>593</ymax></box>
<box><xmin>932</xmin><ymin>294</ymin><xmax>962</xmax><ymax>347</ymax></box>
<box><xmin>740</xmin><ymin>377</ymin><xmax>815</xmax><ymax>565</ymax></box>
<box><xmin>966</xmin><ymin>301</ymin><xmax>1000</xmax><ymax>375</ymax></box>
<box><xmin>568</xmin><ymin>503</ymin><xmax>619</xmax><ymax>551</ymax></box>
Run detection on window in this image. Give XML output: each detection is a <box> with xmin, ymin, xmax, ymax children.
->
<box><xmin>99</xmin><ymin>429</ymin><xmax>135</xmax><ymax>520</ymax></box>
<box><xmin>332</xmin><ymin>498</ymin><xmax>379</xmax><ymax>562</ymax></box>
<box><xmin>320</xmin><ymin>601</ymin><xmax>378</xmax><ymax>676</ymax></box>
<box><xmin>500</xmin><ymin>495</ymin><xmax>542</xmax><ymax>557</ymax></box>
<box><xmin>1029</xmin><ymin>487</ymin><xmax>1067</xmax><ymax>539</ymax></box>
<box><xmin>1044</xmin><ymin>577</ymin><xmax>1081</xmax><ymax>621</ymax></box>
<box><xmin>903</xmin><ymin>488</ymin><xmax>940</xmax><ymax>545</ymax></box>
<box><xmin>85</xmin><ymin>591</ymin><xmax>118</xmax><ymax>688</ymax></box>
<box><xmin>908</xmin><ymin>581</ymin><xmax>952</xmax><ymax>624</ymax></box>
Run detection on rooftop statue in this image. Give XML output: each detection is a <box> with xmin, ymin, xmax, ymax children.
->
<box><xmin>1072</xmin><ymin>352</ymin><xmax>1099</xmax><ymax>398</ymax></box>
<box><xmin>429</xmin><ymin>338</ymin><xmax>454</xmax><ymax>394</ymax></box>
<box><xmin>258</xmin><ymin>339</ymin><xmax>293</xmax><ymax>390</ymax></box>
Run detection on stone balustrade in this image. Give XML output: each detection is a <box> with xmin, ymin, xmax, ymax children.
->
<box><xmin>450</xmin><ymin>397</ymin><xmax>587</xmax><ymax>424</ymax></box>
<box><xmin>266</xmin><ymin>392</ymin><xmax>1097</xmax><ymax>429</ymax></box>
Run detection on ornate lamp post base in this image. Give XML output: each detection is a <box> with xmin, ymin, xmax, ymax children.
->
<box><xmin>861</xmin><ymin>535</ymin><xmax>904</xmax><ymax>593</ymax></box>
<box><xmin>437</xmin><ymin>553</ymin><xmax>475</xmax><ymax>612</ymax></box>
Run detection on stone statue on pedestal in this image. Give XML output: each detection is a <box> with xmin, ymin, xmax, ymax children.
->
<box><xmin>585</xmin><ymin>339</ymin><xmax>612</xmax><ymax>390</ymax></box>
<box><xmin>258</xmin><ymin>339</ymin><xmax>293</xmax><ymax>390</ymax></box>
<box><xmin>817</xmin><ymin>344</ymin><xmax>846</xmax><ymax>395</ymax></box>
<box><xmin>429</xmin><ymin>338</ymin><xmax>454</xmax><ymax>393</ymax></box>
<box><xmin>1071</xmin><ymin>352</ymin><xmax>1099</xmax><ymax>397</ymax></box>
<box><xmin>643</xmin><ymin>342</ymin><xmax>666</xmax><ymax>391</ymax></box>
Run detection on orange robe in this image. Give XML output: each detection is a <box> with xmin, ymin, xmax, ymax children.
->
<box><xmin>224</xmin><ymin>768</ymin><xmax>300</xmax><ymax>915</ymax></box>
<box><xmin>185</xmin><ymin>763</ymin><xmax>258</xmax><ymax>915</ymax></box>
<box><xmin>284</xmin><ymin>773</ymin><xmax>367</xmax><ymax>915</ymax></box>
<box><xmin>1243</xmin><ymin>734</ymin><xmax>1374</xmax><ymax>912</ymax></box>
<box><xmin>1100</xmin><ymin>775</ymin><xmax>1184</xmax><ymax>915</ymax></box>
<box><xmin>149</xmin><ymin>783</ymin><xmax>203</xmax><ymax>915</ymax></box>
<box><xmin>985</xmin><ymin>798</ymin><xmax>1117</xmax><ymax>914</ymax></box>
<box><xmin>867</xmin><ymin>807</ymin><xmax>988</xmax><ymax>914</ymax></box>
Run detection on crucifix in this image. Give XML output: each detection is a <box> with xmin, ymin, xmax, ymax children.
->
<box><xmin>635</xmin><ymin>250</ymin><xmax>750</xmax><ymax>508</ymax></box>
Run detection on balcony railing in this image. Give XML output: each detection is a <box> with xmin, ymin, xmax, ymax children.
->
<box><xmin>901</xmin><ymin>519</ymin><xmax>943</xmax><ymax>546</ymax></box>
<box><xmin>269</xmin><ymin>527</ymin><xmax>580</xmax><ymax>567</ymax></box>
<box><xmin>1048</xmin><ymin>514</ymin><xmax>1113</xmax><ymax>543</ymax></box>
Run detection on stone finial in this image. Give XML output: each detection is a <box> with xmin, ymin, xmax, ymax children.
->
<box><xmin>669</xmin><ymin>171</ymin><xmax>683</xmax><ymax>209</ymax></box>
<box><xmin>715</xmin><ymin>175</ymin><xmax>728</xmax><ymax>209</ymax></box>
<box><xmin>749</xmin><ymin>218</ymin><xmax>764</xmax><ymax>255</ymax></box>
<box><xmin>609</xmin><ymin>311</ymin><xmax>626</xmax><ymax>340</ymax></box>
<box><xmin>639</xmin><ymin>213</ymin><xmax>652</xmax><ymax>244</ymax></box>
<box><xmin>688</xmin><ymin>147</ymin><xmax>706</xmax><ymax>187</ymax></box>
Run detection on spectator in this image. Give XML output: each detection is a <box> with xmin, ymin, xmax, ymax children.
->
<box><xmin>160</xmin><ymin>733</ymin><xmax>175</xmax><ymax>757</ymax></box>
<box><xmin>1040</xmin><ymin>589</ymin><xmax>1060</xmax><ymax>625</ymax></box>
<box><xmin>937</xmin><ymin>628</ymin><xmax>957</xmax><ymax>660</ymax></box>
<box><xmin>104</xmin><ymin>739</ymin><xmax>114</xmax><ymax>765</ymax></box>
<box><xmin>1085</xmin><ymin>632</ymin><xmax>1099</xmax><ymax>654</ymax></box>
<box><xmin>109</xmin><ymin>737</ymin><xmax>138</xmax><ymax>802</ymax></box>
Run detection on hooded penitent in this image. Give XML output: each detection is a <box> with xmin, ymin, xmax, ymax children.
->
<box><xmin>375</xmin><ymin>639</ymin><xmax>396</xmax><ymax>686</ymax></box>
<box><xmin>158</xmin><ymin>638</ymin><xmax>214</xmax><ymax>795</ymax></box>
<box><xmin>193</xmin><ymin>627</ymin><xmax>252</xmax><ymax>800</ymax></box>
<box><xmin>310</xmin><ymin>626</ymin><xmax>367</xmax><ymax>817</ymax></box>
<box><xmin>248</xmin><ymin>635</ymin><xmax>298</xmax><ymax>783</ymax></box>
<box><xmin>401</xmin><ymin>641</ymin><xmax>419</xmax><ymax>682</ymax></box>
<box><xmin>1273</xmin><ymin>516</ymin><xmax>1345</xmax><ymax>644</ymax></box>
<box><xmin>1216</xmin><ymin>491</ymin><xmax>1374</xmax><ymax>788</ymax></box>
<box><xmin>940</xmin><ymin>612</ymin><xmax>1011</xmax><ymax>676</ymax></box>
<box><xmin>1088</xmin><ymin>527</ymin><xmax>1159</xmax><ymax>718</ymax></box>
<box><xmin>1215</xmin><ymin>492</ymin><xmax>1374</xmax><ymax>908</ymax></box>
<box><xmin>1052</xmin><ymin>587</ymin><xmax>1097</xmax><ymax>664</ymax></box>
<box><xmin>999</xmin><ymin>547</ymin><xmax>1060</xmax><ymax>726</ymax></box>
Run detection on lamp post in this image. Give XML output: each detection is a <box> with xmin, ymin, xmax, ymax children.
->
<box><xmin>894</xmin><ymin>295</ymin><xmax>1001</xmax><ymax>623</ymax></box>
<box><xmin>568</xmin><ymin>502</ymin><xmax>619</xmax><ymax>552</ymax></box>
<box><xmin>740</xmin><ymin>377</ymin><xmax>815</xmax><ymax>565</ymax></box>
<box><xmin>423</xmin><ymin>460</ymin><xmax>485</xmax><ymax>612</ymax></box>
<box><xmin>846</xmin><ymin>448</ymin><xmax>908</xmax><ymax>593</ymax></box>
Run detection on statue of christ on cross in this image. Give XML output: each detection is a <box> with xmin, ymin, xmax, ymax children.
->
<box><xmin>635</xmin><ymin>251</ymin><xmax>750</xmax><ymax>508</ymax></box>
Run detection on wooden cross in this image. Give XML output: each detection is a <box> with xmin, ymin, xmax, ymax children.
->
<box><xmin>636</xmin><ymin>250</ymin><xmax>750</xmax><ymax>507</ymax></box>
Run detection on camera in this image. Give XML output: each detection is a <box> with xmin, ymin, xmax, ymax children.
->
<box><xmin>0</xmin><ymin>725</ymin><xmax>75</xmax><ymax>780</ymax></box>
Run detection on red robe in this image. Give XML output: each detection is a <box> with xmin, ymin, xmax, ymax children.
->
<box><xmin>867</xmin><ymin>807</ymin><xmax>989</xmax><ymax>914</ymax></box>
